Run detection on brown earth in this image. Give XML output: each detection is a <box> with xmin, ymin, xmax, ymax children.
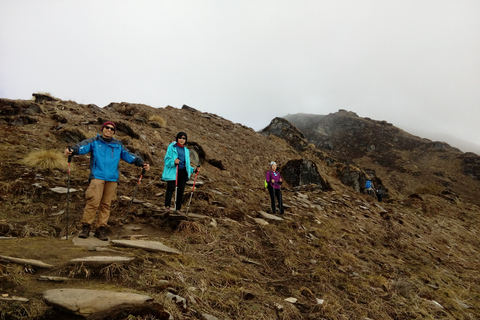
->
<box><xmin>0</xmin><ymin>94</ymin><xmax>479</xmax><ymax>319</ymax></box>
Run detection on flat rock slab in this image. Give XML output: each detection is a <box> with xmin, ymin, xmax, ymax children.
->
<box><xmin>111</xmin><ymin>240</ymin><xmax>181</xmax><ymax>254</ymax></box>
<box><xmin>43</xmin><ymin>288</ymin><xmax>153</xmax><ymax>317</ymax></box>
<box><xmin>253</xmin><ymin>218</ymin><xmax>269</xmax><ymax>226</ymax></box>
<box><xmin>38</xmin><ymin>276</ymin><xmax>78</xmax><ymax>282</ymax></box>
<box><xmin>49</xmin><ymin>186</ymin><xmax>78</xmax><ymax>193</ymax></box>
<box><xmin>0</xmin><ymin>255</ymin><xmax>54</xmax><ymax>268</ymax></box>
<box><xmin>69</xmin><ymin>256</ymin><xmax>135</xmax><ymax>266</ymax></box>
<box><xmin>0</xmin><ymin>295</ymin><xmax>29</xmax><ymax>302</ymax></box>
<box><xmin>259</xmin><ymin>211</ymin><xmax>284</xmax><ymax>221</ymax></box>
<box><xmin>187</xmin><ymin>213</ymin><xmax>210</xmax><ymax>219</ymax></box>
<box><xmin>72</xmin><ymin>234</ymin><xmax>111</xmax><ymax>247</ymax></box>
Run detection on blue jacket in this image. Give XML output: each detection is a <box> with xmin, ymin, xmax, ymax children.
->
<box><xmin>71</xmin><ymin>134</ymin><xmax>144</xmax><ymax>182</ymax></box>
<box><xmin>162</xmin><ymin>142</ymin><xmax>195</xmax><ymax>181</ymax></box>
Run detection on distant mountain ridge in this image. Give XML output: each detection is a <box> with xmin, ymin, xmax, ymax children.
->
<box><xmin>280</xmin><ymin>110</ymin><xmax>480</xmax><ymax>205</ymax></box>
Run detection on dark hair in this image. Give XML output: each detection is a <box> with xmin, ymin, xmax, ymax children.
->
<box><xmin>176</xmin><ymin>131</ymin><xmax>187</xmax><ymax>142</ymax></box>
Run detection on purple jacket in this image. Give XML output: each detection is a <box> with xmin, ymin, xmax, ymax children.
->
<box><xmin>266</xmin><ymin>170</ymin><xmax>282</xmax><ymax>189</ymax></box>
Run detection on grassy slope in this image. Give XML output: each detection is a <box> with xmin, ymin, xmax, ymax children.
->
<box><xmin>0</xmin><ymin>97</ymin><xmax>479</xmax><ymax>319</ymax></box>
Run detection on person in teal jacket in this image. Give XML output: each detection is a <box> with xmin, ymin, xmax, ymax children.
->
<box><xmin>162</xmin><ymin>131</ymin><xmax>198</xmax><ymax>213</ymax></box>
<box><xmin>64</xmin><ymin>121</ymin><xmax>150</xmax><ymax>240</ymax></box>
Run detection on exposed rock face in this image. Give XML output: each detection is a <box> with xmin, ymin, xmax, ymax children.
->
<box><xmin>461</xmin><ymin>152</ymin><xmax>480</xmax><ymax>180</ymax></box>
<box><xmin>260</xmin><ymin>117</ymin><xmax>309</xmax><ymax>152</ymax></box>
<box><xmin>282</xmin><ymin>159</ymin><xmax>330</xmax><ymax>190</ymax></box>
<box><xmin>336</xmin><ymin>164</ymin><xmax>365</xmax><ymax>193</ymax></box>
<box><xmin>284</xmin><ymin>110</ymin><xmax>461</xmax><ymax>161</ymax></box>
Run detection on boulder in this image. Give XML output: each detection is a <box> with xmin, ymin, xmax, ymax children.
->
<box><xmin>282</xmin><ymin>159</ymin><xmax>330</xmax><ymax>189</ymax></box>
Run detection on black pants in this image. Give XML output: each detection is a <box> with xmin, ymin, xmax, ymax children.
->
<box><xmin>267</xmin><ymin>185</ymin><xmax>283</xmax><ymax>214</ymax></box>
<box><xmin>165</xmin><ymin>169</ymin><xmax>188</xmax><ymax>210</ymax></box>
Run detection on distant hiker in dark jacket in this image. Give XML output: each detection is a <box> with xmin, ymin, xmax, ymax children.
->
<box><xmin>266</xmin><ymin>162</ymin><xmax>284</xmax><ymax>215</ymax></box>
<box><xmin>162</xmin><ymin>132</ymin><xmax>199</xmax><ymax>214</ymax></box>
<box><xmin>64</xmin><ymin>121</ymin><xmax>150</xmax><ymax>241</ymax></box>
<box><xmin>376</xmin><ymin>188</ymin><xmax>385</xmax><ymax>202</ymax></box>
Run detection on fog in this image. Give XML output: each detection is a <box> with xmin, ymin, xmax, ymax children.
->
<box><xmin>1</xmin><ymin>1</ymin><xmax>479</xmax><ymax>152</ymax></box>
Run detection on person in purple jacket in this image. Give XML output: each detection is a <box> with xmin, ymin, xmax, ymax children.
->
<box><xmin>266</xmin><ymin>161</ymin><xmax>284</xmax><ymax>215</ymax></box>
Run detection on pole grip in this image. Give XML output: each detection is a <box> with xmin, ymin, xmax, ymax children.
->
<box><xmin>67</xmin><ymin>147</ymin><xmax>73</xmax><ymax>163</ymax></box>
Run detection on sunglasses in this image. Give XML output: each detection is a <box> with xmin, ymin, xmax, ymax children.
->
<box><xmin>104</xmin><ymin>126</ymin><xmax>115</xmax><ymax>131</ymax></box>
<box><xmin>179</xmin><ymin>136</ymin><xmax>186</xmax><ymax>140</ymax></box>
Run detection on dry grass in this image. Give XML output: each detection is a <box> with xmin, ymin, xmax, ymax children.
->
<box><xmin>1</xmin><ymin>97</ymin><xmax>480</xmax><ymax>319</ymax></box>
<box><xmin>20</xmin><ymin>149</ymin><xmax>66</xmax><ymax>171</ymax></box>
<box><xmin>415</xmin><ymin>183</ymin><xmax>445</xmax><ymax>195</ymax></box>
<box><xmin>0</xmin><ymin>299</ymin><xmax>49</xmax><ymax>320</ymax></box>
<box><xmin>149</xmin><ymin>115</ymin><xmax>166</xmax><ymax>127</ymax></box>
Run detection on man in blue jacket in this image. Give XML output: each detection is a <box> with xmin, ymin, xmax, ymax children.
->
<box><xmin>64</xmin><ymin>121</ymin><xmax>150</xmax><ymax>240</ymax></box>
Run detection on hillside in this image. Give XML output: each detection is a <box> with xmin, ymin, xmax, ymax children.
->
<box><xmin>283</xmin><ymin>111</ymin><xmax>480</xmax><ymax>207</ymax></box>
<box><xmin>0</xmin><ymin>95</ymin><xmax>479</xmax><ymax>320</ymax></box>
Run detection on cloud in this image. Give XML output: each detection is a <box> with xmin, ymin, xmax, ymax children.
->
<box><xmin>1</xmin><ymin>0</ymin><xmax>479</xmax><ymax>152</ymax></box>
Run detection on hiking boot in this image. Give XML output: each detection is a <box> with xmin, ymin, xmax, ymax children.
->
<box><xmin>94</xmin><ymin>226</ymin><xmax>108</xmax><ymax>241</ymax></box>
<box><xmin>177</xmin><ymin>210</ymin><xmax>187</xmax><ymax>217</ymax></box>
<box><xmin>78</xmin><ymin>224</ymin><xmax>90</xmax><ymax>239</ymax></box>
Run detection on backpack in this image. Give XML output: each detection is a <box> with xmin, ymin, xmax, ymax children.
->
<box><xmin>365</xmin><ymin>180</ymin><xmax>372</xmax><ymax>188</ymax></box>
<box><xmin>264</xmin><ymin>179</ymin><xmax>268</xmax><ymax>189</ymax></box>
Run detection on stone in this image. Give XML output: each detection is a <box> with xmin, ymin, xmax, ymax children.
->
<box><xmin>253</xmin><ymin>218</ymin><xmax>269</xmax><ymax>226</ymax></box>
<box><xmin>0</xmin><ymin>255</ymin><xmax>54</xmax><ymax>268</ymax></box>
<box><xmin>69</xmin><ymin>256</ymin><xmax>135</xmax><ymax>266</ymax></box>
<box><xmin>43</xmin><ymin>288</ymin><xmax>153</xmax><ymax>317</ymax></box>
<box><xmin>166</xmin><ymin>292</ymin><xmax>187</xmax><ymax>310</ymax></box>
<box><xmin>38</xmin><ymin>276</ymin><xmax>78</xmax><ymax>282</ymax></box>
<box><xmin>111</xmin><ymin>240</ymin><xmax>181</xmax><ymax>254</ymax></box>
<box><xmin>284</xmin><ymin>297</ymin><xmax>297</xmax><ymax>303</ymax></box>
<box><xmin>258</xmin><ymin>211</ymin><xmax>284</xmax><ymax>221</ymax></box>
<box><xmin>0</xmin><ymin>295</ymin><xmax>29</xmax><ymax>302</ymax></box>
<box><xmin>72</xmin><ymin>234</ymin><xmax>111</xmax><ymax>247</ymax></box>
<box><xmin>49</xmin><ymin>186</ymin><xmax>78</xmax><ymax>194</ymax></box>
<box><xmin>202</xmin><ymin>313</ymin><xmax>220</xmax><ymax>320</ymax></box>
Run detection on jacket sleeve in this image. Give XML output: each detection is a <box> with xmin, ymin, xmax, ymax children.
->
<box><xmin>120</xmin><ymin>145</ymin><xmax>144</xmax><ymax>167</ymax></box>
<box><xmin>186</xmin><ymin>148</ymin><xmax>195</xmax><ymax>178</ymax></box>
<box><xmin>70</xmin><ymin>137</ymin><xmax>95</xmax><ymax>155</ymax></box>
<box><xmin>164</xmin><ymin>143</ymin><xmax>176</xmax><ymax>168</ymax></box>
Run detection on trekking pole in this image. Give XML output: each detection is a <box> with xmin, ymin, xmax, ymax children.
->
<box><xmin>65</xmin><ymin>148</ymin><xmax>72</xmax><ymax>240</ymax></box>
<box><xmin>271</xmin><ymin>180</ymin><xmax>276</xmax><ymax>214</ymax></box>
<box><xmin>121</xmin><ymin>167</ymin><xmax>146</xmax><ymax>224</ymax></box>
<box><xmin>278</xmin><ymin>183</ymin><xmax>284</xmax><ymax>215</ymax></box>
<box><xmin>174</xmin><ymin>164</ymin><xmax>179</xmax><ymax>212</ymax></box>
<box><xmin>185</xmin><ymin>165</ymin><xmax>201</xmax><ymax>216</ymax></box>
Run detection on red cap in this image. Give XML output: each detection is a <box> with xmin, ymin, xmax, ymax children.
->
<box><xmin>101</xmin><ymin>121</ymin><xmax>116</xmax><ymax>131</ymax></box>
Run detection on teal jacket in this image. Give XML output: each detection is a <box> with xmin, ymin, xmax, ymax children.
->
<box><xmin>161</xmin><ymin>142</ymin><xmax>195</xmax><ymax>181</ymax></box>
<box><xmin>71</xmin><ymin>134</ymin><xmax>144</xmax><ymax>182</ymax></box>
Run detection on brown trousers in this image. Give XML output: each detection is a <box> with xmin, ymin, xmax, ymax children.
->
<box><xmin>81</xmin><ymin>179</ymin><xmax>118</xmax><ymax>228</ymax></box>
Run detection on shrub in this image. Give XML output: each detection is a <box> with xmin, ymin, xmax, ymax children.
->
<box><xmin>21</xmin><ymin>149</ymin><xmax>66</xmax><ymax>170</ymax></box>
<box><xmin>149</xmin><ymin>115</ymin><xmax>166</xmax><ymax>127</ymax></box>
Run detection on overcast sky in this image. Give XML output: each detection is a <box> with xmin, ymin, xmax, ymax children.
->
<box><xmin>1</xmin><ymin>1</ymin><xmax>479</xmax><ymax>152</ymax></box>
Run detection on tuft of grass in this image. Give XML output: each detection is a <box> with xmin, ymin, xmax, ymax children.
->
<box><xmin>149</xmin><ymin>115</ymin><xmax>166</xmax><ymax>127</ymax></box>
<box><xmin>176</xmin><ymin>221</ymin><xmax>202</xmax><ymax>235</ymax></box>
<box><xmin>20</xmin><ymin>149</ymin><xmax>66</xmax><ymax>170</ymax></box>
<box><xmin>0</xmin><ymin>299</ymin><xmax>49</xmax><ymax>320</ymax></box>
